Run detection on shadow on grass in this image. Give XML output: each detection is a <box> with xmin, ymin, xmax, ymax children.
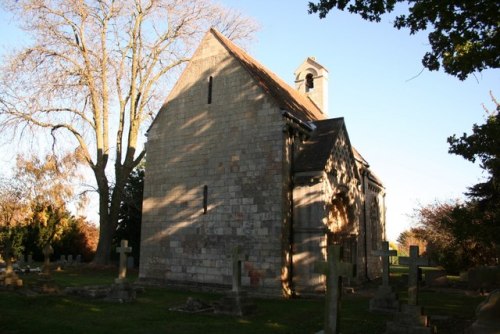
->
<box><xmin>0</xmin><ymin>265</ymin><xmax>485</xmax><ymax>334</ymax></box>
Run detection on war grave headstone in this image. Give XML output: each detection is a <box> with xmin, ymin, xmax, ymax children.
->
<box><xmin>315</xmin><ymin>244</ymin><xmax>355</xmax><ymax>334</ymax></box>
<box><xmin>468</xmin><ymin>289</ymin><xmax>500</xmax><ymax>334</ymax></box>
<box><xmin>467</xmin><ymin>266</ymin><xmax>500</xmax><ymax>291</ymax></box>
<box><xmin>213</xmin><ymin>246</ymin><xmax>255</xmax><ymax>316</ymax></box>
<box><xmin>386</xmin><ymin>245</ymin><xmax>434</xmax><ymax>334</ymax></box>
<box><xmin>369</xmin><ymin>241</ymin><xmax>400</xmax><ymax>313</ymax></box>
<box><xmin>424</xmin><ymin>270</ymin><xmax>448</xmax><ymax>288</ymax></box>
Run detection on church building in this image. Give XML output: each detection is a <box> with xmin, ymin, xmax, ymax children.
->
<box><xmin>139</xmin><ymin>28</ymin><xmax>386</xmax><ymax>296</ymax></box>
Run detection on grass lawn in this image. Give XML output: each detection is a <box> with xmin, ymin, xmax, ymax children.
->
<box><xmin>0</xmin><ymin>265</ymin><xmax>484</xmax><ymax>334</ymax></box>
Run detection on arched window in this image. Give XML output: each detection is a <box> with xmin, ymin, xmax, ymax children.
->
<box><xmin>305</xmin><ymin>73</ymin><xmax>314</xmax><ymax>92</ymax></box>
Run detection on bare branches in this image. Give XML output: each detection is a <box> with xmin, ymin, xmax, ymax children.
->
<box><xmin>1</xmin><ymin>0</ymin><xmax>258</xmax><ymax>263</ymax></box>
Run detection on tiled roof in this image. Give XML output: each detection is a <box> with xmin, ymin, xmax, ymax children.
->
<box><xmin>294</xmin><ymin>118</ymin><xmax>344</xmax><ymax>172</ymax></box>
<box><xmin>211</xmin><ymin>28</ymin><xmax>325</xmax><ymax>122</ymax></box>
<box><xmin>352</xmin><ymin>147</ymin><xmax>384</xmax><ymax>187</ymax></box>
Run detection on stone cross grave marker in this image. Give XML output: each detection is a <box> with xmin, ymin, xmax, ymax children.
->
<box><xmin>42</xmin><ymin>243</ymin><xmax>54</xmax><ymax>275</ymax></box>
<box><xmin>373</xmin><ymin>241</ymin><xmax>397</xmax><ymax>287</ymax></box>
<box><xmin>115</xmin><ymin>240</ymin><xmax>132</xmax><ymax>284</ymax></box>
<box><xmin>232</xmin><ymin>246</ymin><xmax>248</xmax><ymax>293</ymax></box>
<box><xmin>399</xmin><ymin>245</ymin><xmax>429</xmax><ymax>306</ymax></box>
<box><xmin>315</xmin><ymin>244</ymin><xmax>355</xmax><ymax>334</ymax></box>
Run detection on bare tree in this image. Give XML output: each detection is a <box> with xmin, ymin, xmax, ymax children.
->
<box><xmin>0</xmin><ymin>0</ymin><xmax>258</xmax><ymax>264</ymax></box>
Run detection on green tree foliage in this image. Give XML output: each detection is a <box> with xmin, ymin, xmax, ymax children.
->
<box><xmin>400</xmin><ymin>101</ymin><xmax>500</xmax><ymax>273</ymax></box>
<box><xmin>396</xmin><ymin>229</ymin><xmax>427</xmax><ymax>258</ymax></box>
<box><xmin>308</xmin><ymin>0</ymin><xmax>499</xmax><ymax>80</ymax></box>
<box><xmin>0</xmin><ymin>0</ymin><xmax>258</xmax><ymax>265</ymax></box>
<box><xmin>447</xmin><ymin>96</ymin><xmax>500</xmax><ymax>250</ymax></box>
<box><xmin>408</xmin><ymin>201</ymin><xmax>496</xmax><ymax>274</ymax></box>
<box><xmin>53</xmin><ymin>217</ymin><xmax>98</xmax><ymax>262</ymax></box>
<box><xmin>1</xmin><ymin>153</ymin><xmax>97</xmax><ymax>262</ymax></box>
<box><xmin>0</xmin><ymin>179</ymin><xmax>31</xmax><ymax>261</ymax></box>
<box><xmin>113</xmin><ymin>165</ymin><xmax>144</xmax><ymax>266</ymax></box>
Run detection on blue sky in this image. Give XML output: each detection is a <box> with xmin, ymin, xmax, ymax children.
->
<box><xmin>218</xmin><ymin>1</ymin><xmax>498</xmax><ymax>241</ymax></box>
<box><xmin>0</xmin><ymin>1</ymin><xmax>498</xmax><ymax>241</ymax></box>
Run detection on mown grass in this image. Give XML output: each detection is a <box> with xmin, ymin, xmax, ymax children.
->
<box><xmin>0</xmin><ymin>265</ymin><xmax>484</xmax><ymax>334</ymax></box>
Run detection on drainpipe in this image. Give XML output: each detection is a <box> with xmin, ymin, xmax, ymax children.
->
<box><xmin>362</xmin><ymin>169</ymin><xmax>369</xmax><ymax>280</ymax></box>
<box><xmin>288</xmin><ymin>129</ymin><xmax>296</xmax><ymax>296</ymax></box>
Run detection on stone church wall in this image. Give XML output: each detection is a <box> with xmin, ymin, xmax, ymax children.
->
<box><xmin>140</xmin><ymin>33</ymin><xmax>286</xmax><ymax>293</ymax></box>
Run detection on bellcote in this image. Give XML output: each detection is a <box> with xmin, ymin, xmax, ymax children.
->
<box><xmin>294</xmin><ymin>57</ymin><xmax>329</xmax><ymax>115</ymax></box>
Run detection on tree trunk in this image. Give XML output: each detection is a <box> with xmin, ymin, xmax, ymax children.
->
<box><xmin>92</xmin><ymin>166</ymin><xmax>131</xmax><ymax>265</ymax></box>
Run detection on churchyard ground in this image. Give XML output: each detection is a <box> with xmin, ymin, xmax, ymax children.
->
<box><xmin>0</xmin><ymin>265</ymin><xmax>485</xmax><ymax>334</ymax></box>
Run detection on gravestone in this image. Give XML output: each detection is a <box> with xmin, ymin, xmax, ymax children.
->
<box><xmin>315</xmin><ymin>244</ymin><xmax>355</xmax><ymax>334</ymax></box>
<box><xmin>386</xmin><ymin>246</ymin><xmax>433</xmax><ymax>334</ymax></box>
<box><xmin>104</xmin><ymin>240</ymin><xmax>136</xmax><ymax>302</ymax></box>
<box><xmin>213</xmin><ymin>246</ymin><xmax>255</xmax><ymax>316</ymax></box>
<box><xmin>425</xmin><ymin>270</ymin><xmax>448</xmax><ymax>288</ymax></box>
<box><xmin>1</xmin><ymin>241</ymin><xmax>23</xmax><ymax>288</ymax></box>
<box><xmin>399</xmin><ymin>246</ymin><xmax>429</xmax><ymax>306</ymax></box>
<box><xmin>68</xmin><ymin>255</ymin><xmax>74</xmax><ymax>264</ymax></box>
<box><xmin>467</xmin><ymin>266</ymin><xmax>500</xmax><ymax>291</ymax></box>
<box><xmin>127</xmin><ymin>256</ymin><xmax>135</xmax><ymax>269</ymax></box>
<box><xmin>27</xmin><ymin>254</ymin><xmax>33</xmax><ymax>265</ymax></box>
<box><xmin>36</xmin><ymin>243</ymin><xmax>60</xmax><ymax>294</ymax></box>
<box><xmin>76</xmin><ymin>255</ymin><xmax>82</xmax><ymax>263</ymax></box>
<box><xmin>42</xmin><ymin>244</ymin><xmax>54</xmax><ymax>275</ymax></box>
<box><xmin>115</xmin><ymin>240</ymin><xmax>132</xmax><ymax>284</ymax></box>
<box><xmin>369</xmin><ymin>241</ymin><xmax>400</xmax><ymax>313</ymax></box>
<box><xmin>468</xmin><ymin>289</ymin><xmax>500</xmax><ymax>334</ymax></box>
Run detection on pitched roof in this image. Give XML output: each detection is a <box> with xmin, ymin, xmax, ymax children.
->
<box><xmin>294</xmin><ymin>118</ymin><xmax>345</xmax><ymax>172</ymax></box>
<box><xmin>210</xmin><ymin>28</ymin><xmax>325</xmax><ymax>122</ymax></box>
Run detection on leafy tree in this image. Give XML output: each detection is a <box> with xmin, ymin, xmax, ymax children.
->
<box><xmin>308</xmin><ymin>0</ymin><xmax>499</xmax><ymax>80</ymax></box>
<box><xmin>0</xmin><ymin>0</ymin><xmax>258</xmax><ymax>264</ymax></box>
<box><xmin>0</xmin><ymin>179</ymin><xmax>30</xmax><ymax>262</ymax></box>
<box><xmin>53</xmin><ymin>216</ymin><xmax>99</xmax><ymax>262</ymax></box>
<box><xmin>396</xmin><ymin>228</ymin><xmax>427</xmax><ymax>258</ymax></box>
<box><xmin>15</xmin><ymin>153</ymin><xmax>84</xmax><ymax>249</ymax></box>
<box><xmin>113</xmin><ymin>165</ymin><xmax>144</xmax><ymax>266</ymax></box>
<box><xmin>447</xmin><ymin>94</ymin><xmax>500</xmax><ymax>249</ymax></box>
<box><xmin>405</xmin><ymin>200</ymin><xmax>497</xmax><ymax>274</ymax></box>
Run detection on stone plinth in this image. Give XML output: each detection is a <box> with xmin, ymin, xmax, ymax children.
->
<box><xmin>370</xmin><ymin>285</ymin><xmax>400</xmax><ymax>313</ymax></box>
<box><xmin>386</xmin><ymin>304</ymin><xmax>434</xmax><ymax>334</ymax></box>
<box><xmin>106</xmin><ymin>282</ymin><xmax>137</xmax><ymax>303</ymax></box>
<box><xmin>468</xmin><ymin>289</ymin><xmax>500</xmax><ymax>334</ymax></box>
<box><xmin>34</xmin><ymin>273</ymin><xmax>60</xmax><ymax>294</ymax></box>
<box><xmin>213</xmin><ymin>291</ymin><xmax>255</xmax><ymax>316</ymax></box>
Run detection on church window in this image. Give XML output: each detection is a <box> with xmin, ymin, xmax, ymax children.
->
<box><xmin>305</xmin><ymin>73</ymin><xmax>314</xmax><ymax>92</ymax></box>
<box><xmin>208</xmin><ymin>76</ymin><xmax>213</xmax><ymax>104</ymax></box>
<box><xmin>369</xmin><ymin>198</ymin><xmax>380</xmax><ymax>250</ymax></box>
<box><xmin>203</xmin><ymin>185</ymin><xmax>208</xmax><ymax>214</ymax></box>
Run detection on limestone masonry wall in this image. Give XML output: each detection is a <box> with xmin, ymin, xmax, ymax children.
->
<box><xmin>140</xmin><ymin>32</ymin><xmax>285</xmax><ymax>293</ymax></box>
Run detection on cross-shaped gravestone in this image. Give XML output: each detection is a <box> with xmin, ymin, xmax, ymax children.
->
<box><xmin>399</xmin><ymin>245</ymin><xmax>429</xmax><ymax>305</ymax></box>
<box><xmin>373</xmin><ymin>241</ymin><xmax>397</xmax><ymax>287</ymax></box>
<box><xmin>115</xmin><ymin>240</ymin><xmax>132</xmax><ymax>284</ymax></box>
<box><xmin>315</xmin><ymin>245</ymin><xmax>355</xmax><ymax>334</ymax></box>
<box><xmin>231</xmin><ymin>246</ymin><xmax>248</xmax><ymax>293</ymax></box>
<box><xmin>42</xmin><ymin>243</ymin><xmax>54</xmax><ymax>275</ymax></box>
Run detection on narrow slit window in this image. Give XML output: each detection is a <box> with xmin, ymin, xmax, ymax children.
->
<box><xmin>203</xmin><ymin>185</ymin><xmax>208</xmax><ymax>214</ymax></box>
<box><xmin>208</xmin><ymin>76</ymin><xmax>213</xmax><ymax>104</ymax></box>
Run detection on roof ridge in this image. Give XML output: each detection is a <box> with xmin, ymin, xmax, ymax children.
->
<box><xmin>210</xmin><ymin>28</ymin><xmax>325</xmax><ymax>122</ymax></box>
